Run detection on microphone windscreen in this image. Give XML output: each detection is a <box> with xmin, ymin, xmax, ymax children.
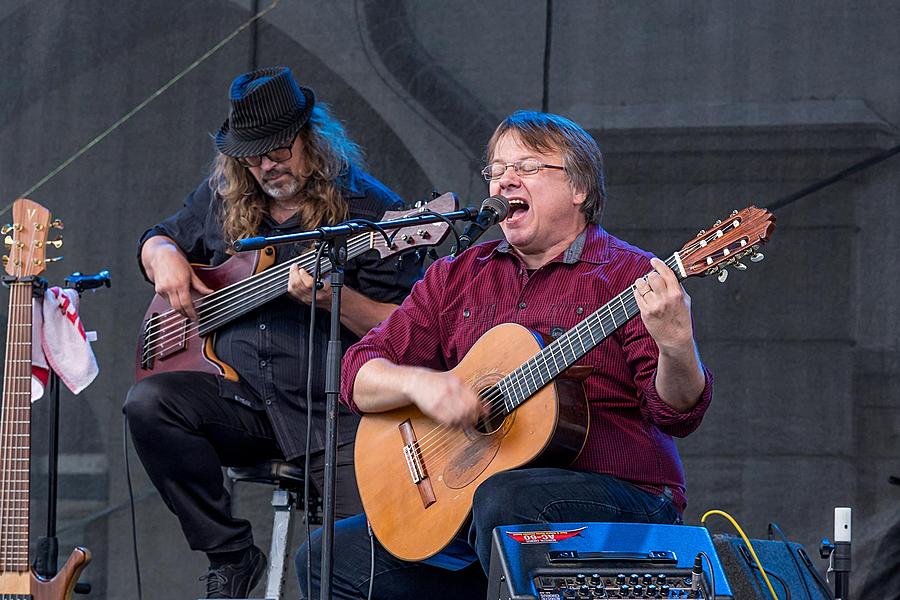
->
<box><xmin>483</xmin><ymin>194</ymin><xmax>510</xmax><ymax>220</ymax></box>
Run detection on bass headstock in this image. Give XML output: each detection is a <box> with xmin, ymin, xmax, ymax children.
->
<box><xmin>4</xmin><ymin>198</ymin><xmax>59</xmax><ymax>279</ymax></box>
<box><xmin>372</xmin><ymin>192</ymin><xmax>458</xmax><ymax>258</ymax></box>
<box><xmin>677</xmin><ymin>206</ymin><xmax>776</xmax><ymax>282</ymax></box>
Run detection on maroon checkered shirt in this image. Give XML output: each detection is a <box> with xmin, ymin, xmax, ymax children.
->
<box><xmin>341</xmin><ymin>224</ymin><xmax>713</xmax><ymax>511</ymax></box>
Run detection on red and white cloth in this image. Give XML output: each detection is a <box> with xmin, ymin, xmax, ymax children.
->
<box><xmin>30</xmin><ymin>286</ymin><xmax>99</xmax><ymax>400</ymax></box>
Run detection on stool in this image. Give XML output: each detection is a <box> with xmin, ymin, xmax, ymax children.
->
<box><xmin>225</xmin><ymin>460</ymin><xmax>321</xmax><ymax>600</ymax></box>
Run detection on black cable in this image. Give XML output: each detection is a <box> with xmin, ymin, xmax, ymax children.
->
<box><xmin>304</xmin><ymin>240</ymin><xmax>328</xmax><ymax>600</ymax></box>
<box><xmin>123</xmin><ymin>415</ymin><xmax>143</xmax><ymax>600</ymax></box>
<box><xmin>541</xmin><ymin>0</ymin><xmax>553</xmax><ymax>112</ymax></box>
<box><xmin>768</xmin><ymin>142</ymin><xmax>900</xmax><ymax>212</ymax></box>
<box><xmin>698</xmin><ymin>551</ymin><xmax>716</xmax><ymax>599</ymax></box>
<box><xmin>797</xmin><ymin>546</ymin><xmax>836</xmax><ymax>600</ymax></box>
<box><xmin>768</xmin><ymin>522</ymin><xmax>815</xmax><ymax>600</ymax></box>
<box><xmin>739</xmin><ymin>543</ymin><xmax>793</xmax><ymax>600</ymax></box>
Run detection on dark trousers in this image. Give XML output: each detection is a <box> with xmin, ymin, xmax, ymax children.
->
<box><xmin>124</xmin><ymin>371</ymin><xmax>362</xmax><ymax>554</ymax></box>
<box><xmin>296</xmin><ymin>468</ymin><xmax>682</xmax><ymax>599</ymax></box>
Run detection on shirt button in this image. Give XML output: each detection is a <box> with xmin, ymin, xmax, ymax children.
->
<box><xmin>463</xmin><ymin>309</ymin><xmax>470</xmax><ymax>318</ymax></box>
<box><xmin>259</xmin><ymin>323</ymin><xmax>266</xmax><ymax>330</ymax></box>
<box><xmin>518</xmin><ymin>302</ymin><xmax>526</xmax><ymax>310</ymax></box>
<box><xmin>260</xmin><ymin>360</ymin><xmax>267</xmax><ymax>367</ymax></box>
<box><xmin>576</xmin><ymin>306</ymin><xmax>584</xmax><ymax>314</ymax></box>
<box><xmin>266</xmin><ymin>399</ymin><xmax>272</xmax><ymax>405</ymax></box>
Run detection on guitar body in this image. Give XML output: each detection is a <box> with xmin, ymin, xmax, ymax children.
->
<box><xmin>135</xmin><ymin>247</ymin><xmax>275</xmax><ymax>382</ymax></box>
<box><xmin>0</xmin><ymin>547</ymin><xmax>91</xmax><ymax>600</ymax></box>
<box><xmin>355</xmin><ymin>323</ymin><xmax>590</xmax><ymax>561</ymax></box>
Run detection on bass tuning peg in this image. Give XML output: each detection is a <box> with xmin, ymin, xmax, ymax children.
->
<box><xmin>717</xmin><ymin>269</ymin><xmax>728</xmax><ymax>283</ymax></box>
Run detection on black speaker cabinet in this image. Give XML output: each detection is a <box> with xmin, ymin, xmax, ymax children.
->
<box><xmin>712</xmin><ymin>534</ymin><xmax>833</xmax><ymax>599</ymax></box>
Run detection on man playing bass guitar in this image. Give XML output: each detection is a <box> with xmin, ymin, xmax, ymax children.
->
<box><xmin>124</xmin><ymin>67</ymin><xmax>423</xmax><ymax>599</ymax></box>
<box><xmin>298</xmin><ymin>111</ymin><xmax>713</xmax><ymax>599</ymax></box>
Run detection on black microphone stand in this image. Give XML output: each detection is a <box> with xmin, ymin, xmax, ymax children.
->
<box><xmin>33</xmin><ymin>270</ymin><xmax>110</xmax><ymax>594</ymax></box>
<box><xmin>319</xmin><ymin>235</ymin><xmax>346</xmax><ymax>600</ymax></box>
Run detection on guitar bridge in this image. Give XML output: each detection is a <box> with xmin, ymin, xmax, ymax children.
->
<box><xmin>399</xmin><ymin>419</ymin><xmax>436</xmax><ymax>508</ymax></box>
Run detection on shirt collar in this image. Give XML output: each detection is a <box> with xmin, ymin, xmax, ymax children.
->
<box><xmin>489</xmin><ymin>223</ymin><xmax>609</xmax><ymax>266</ymax></box>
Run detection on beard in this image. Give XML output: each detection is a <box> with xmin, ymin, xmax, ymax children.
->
<box><xmin>260</xmin><ymin>169</ymin><xmax>303</xmax><ymax>199</ymax></box>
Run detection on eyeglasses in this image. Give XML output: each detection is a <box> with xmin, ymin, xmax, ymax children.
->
<box><xmin>481</xmin><ymin>159</ymin><xmax>565</xmax><ymax>181</ymax></box>
<box><xmin>236</xmin><ymin>137</ymin><xmax>296</xmax><ymax>168</ymax></box>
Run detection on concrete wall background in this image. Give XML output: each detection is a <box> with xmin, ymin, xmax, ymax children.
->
<box><xmin>2</xmin><ymin>1</ymin><xmax>898</xmax><ymax>597</ymax></box>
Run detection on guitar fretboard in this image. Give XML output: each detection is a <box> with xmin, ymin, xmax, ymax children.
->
<box><xmin>491</xmin><ymin>254</ymin><xmax>682</xmax><ymax>413</ymax></box>
<box><xmin>0</xmin><ymin>283</ymin><xmax>33</xmax><ymax>574</ymax></box>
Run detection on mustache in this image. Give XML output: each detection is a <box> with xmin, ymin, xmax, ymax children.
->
<box><xmin>262</xmin><ymin>169</ymin><xmax>294</xmax><ymax>182</ymax></box>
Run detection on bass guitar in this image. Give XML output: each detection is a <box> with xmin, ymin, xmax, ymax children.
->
<box><xmin>354</xmin><ymin>206</ymin><xmax>776</xmax><ymax>561</ymax></box>
<box><xmin>0</xmin><ymin>198</ymin><xmax>91</xmax><ymax>599</ymax></box>
<box><xmin>135</xmin><ymin>193</ymin><xmax>456</xmax><ymax>382</ymax></box>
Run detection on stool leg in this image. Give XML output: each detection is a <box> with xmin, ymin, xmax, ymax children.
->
<box><xmin>265</xmin><ymin>488</ymin><xmax>295</xmax><ymax>600</ymax></box>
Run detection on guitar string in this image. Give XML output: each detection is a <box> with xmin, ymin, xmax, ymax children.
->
<box><xmin>140</xmin><ymin>235</ymin><xmax>379</xmax><ymax>364</ymax></box>
<box><xmin>416</xmin><ymin>247</ymin><xmax>692</xmax><ymax>461</ymax></box>
<box><xmin>416</xmin><ymin>224</ymin><xmax>756</xmax><ymax>465</ymax></box>
<box><xmin>0</xmin><ymin>285</ymin><xmax>13</xmax><ymax>568</ymax></box>
<box><xmin>140</xmin><ymin>233</ymin><xmax>393</xmax><ymax>362</ymax></box>
<box><xmin>140</xmin><ymin>234</ymin><xmax>373</xmax><ymax>349</ymax></box>
<box><xmin>415</xmin><ymin>288</ymin><xmax>644</xmax><ymax>466</ymax></box>
<box><xmin>413</xmin><ymin>253</ymin><xmax>692</xmax><ymax>465</ymax></box>
<box><xmin>1</xmin><ymin>285</ymin><xmax>33</xmax><ymax>568</ymax></box>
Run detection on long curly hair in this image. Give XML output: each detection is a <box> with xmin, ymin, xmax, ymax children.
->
<box><xmin>210</xmin><ymin>103</ymin><xmax>364</xmax><ymax>248</ymax></box>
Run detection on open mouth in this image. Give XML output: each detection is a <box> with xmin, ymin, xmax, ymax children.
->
<box><xmin>506</xmin><ymin>199</ymin><xmax>530</xmax><ymax>223</ymax></box>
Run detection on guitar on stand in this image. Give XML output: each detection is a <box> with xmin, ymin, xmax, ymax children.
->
<box><xmin>355</xmin><ymin>206</ymin><xmax>776</xmax><ymax>562</ymax></box>
<box><xmin>135</xmin><ymin>192</ymin><xmax>456</xmax><ymax>382</ymax></box>
<box><xmin>0</xmin><ymin>198</ymin><xmax>90</xmax><ymax>600</ymax></box>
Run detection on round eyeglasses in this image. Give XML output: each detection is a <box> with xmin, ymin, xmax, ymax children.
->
<box><xmin>236</xmin><ymin>138</ymin><xmax>296</xmax><ymax>168</ymax></box>
<box><xmin>481</xmin><ymin>159</ymin><xmax>565</xmax><ymax>181</ymax></box>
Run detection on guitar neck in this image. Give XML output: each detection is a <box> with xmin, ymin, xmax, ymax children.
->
<box><xmin>0</xmin><ymin>282</ymin><xmax>33</xmax><ymax>574</ymax></box>
<box><xmin>196</xmin><ymin>232</ymin><xmax>375</xmax><ymax>337</ymax></box>
<box><xmin>496</xmin><ymin>254</ymin><xmax>682</xmax><ymax>413</ymax></box>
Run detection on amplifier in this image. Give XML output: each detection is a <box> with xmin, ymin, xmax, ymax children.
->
<box><xmin>487</xmin><ymin>522</ymin><xmax>733</xmax><ymax>599</ymax></box>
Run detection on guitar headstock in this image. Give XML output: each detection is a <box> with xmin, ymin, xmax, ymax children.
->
<box><xmin>372</xmin><ymin>192</ymin><xmax>458</xmax><ymax>258</ymax></box>
<box><xmin>4</xmin><ymin>198</ymin><xmax>59</xmax><ymax>279</ymax></box>
<box><xmin>677</xmin><ymin>206</ymin><xmax>776</xmax><ymax>282</ymax></box>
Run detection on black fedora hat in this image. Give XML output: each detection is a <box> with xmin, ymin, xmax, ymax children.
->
<box><xmin>214</xmin><ymin>66</ymin><xmax>315</xmax><ymax>158</ymax></box>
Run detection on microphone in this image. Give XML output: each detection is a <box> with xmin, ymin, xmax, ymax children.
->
<box><xmin>454</xmin><ymin>195</ymin><xmax>510</xmax><ymax>256</ymax></box>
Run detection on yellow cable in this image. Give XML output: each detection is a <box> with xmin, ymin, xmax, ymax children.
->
<box><xmin>701</xmin><ymin>509</ymin><xmax>779</xmax><ymax>600</ymax></box>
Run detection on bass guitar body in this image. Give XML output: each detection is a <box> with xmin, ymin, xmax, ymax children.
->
<box><xmin>0</xmin><ymin>548</ymin><xmax>91</xmax><ymax>600</ymax></box>
<box><xmin>354</xmin><ymin>323</ymin><xmax>590</xmax><ymax>562</ymax></box>
<box><xmin>135</xmin><ymin>247</ymin><xmax>274</xmax><ymax>382</ymax></box>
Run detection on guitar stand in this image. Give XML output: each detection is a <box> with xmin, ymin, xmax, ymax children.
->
<box><xmin>32</xmin><ymin>270</ymin><xmax>110</xmax><ymax>593</ymax></box>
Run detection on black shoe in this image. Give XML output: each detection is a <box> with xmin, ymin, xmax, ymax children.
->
<box><xmin>201</xmin><ymin>545</ymin><xmax>267</xmax><ymax>599</ymax></box>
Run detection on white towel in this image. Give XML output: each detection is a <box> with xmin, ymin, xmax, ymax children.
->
<box><xmin>30</xmin><ymin>287</ymin><xmax>99</xmax><ymax>400</ymax></box>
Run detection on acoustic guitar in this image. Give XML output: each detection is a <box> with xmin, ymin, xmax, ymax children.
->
<box><xmin>354</xmin><ymin>206</ymin><xmax>776</xmax><ymax>561</ymax></box>
<box><xmin>135</xmin><ymin>193</ymin><xmax>456</xmax><ymax>382</ymax></box>
<box><xmin>0</xmin><ymin>198</ymin><xmax>91</xmax><ymax>599</ymax></box>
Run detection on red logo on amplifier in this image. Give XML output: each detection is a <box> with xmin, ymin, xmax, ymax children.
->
<box><xmin>505</xmin><ymin>527</ymin><xmax>587</xmax><ymax>544</ymax></box>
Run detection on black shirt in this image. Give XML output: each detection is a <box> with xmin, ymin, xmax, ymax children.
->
<box><xmin>139</xmin><ymin>167</ymin><xmax>423</xmax><ymax>459</ymax></box>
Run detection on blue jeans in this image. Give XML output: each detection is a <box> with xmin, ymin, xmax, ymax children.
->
<box><xmin>296</xmin><ymin>468</ymin><xmax>682</xmax><ymax>599</ymax></box>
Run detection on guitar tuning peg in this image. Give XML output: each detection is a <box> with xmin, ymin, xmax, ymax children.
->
<box><xmin>717</xmin><ymin>269</ymin><xmax>728</xmax><ymax>283</ymax></box>
<box><xmin>49</xmin><ymin>236</ymin><xmax>63</xmax><ymax>249</ymax></box>
<box><xmin>750</xmin><ymin>251</ymin><xmax>764</xmax><ymax>262</ymax></box>
<box><xmin>4</xmin><ymin>236</ymin><xmax>13</xmax><ymax>247</ymax></box>
<box><xmin>1</xmin><ymin>224</ymin><xmax>11</xmax><ymax>234</ymax></box>
<box><xmin>51</xmin><ymin>219</ymin><xmax>64</xmax><ymax>230</ymax></box>
<box><xmin>734</xmin><ymin>261</ymin><xmax>747</xmax><ymax>271</ymax></box>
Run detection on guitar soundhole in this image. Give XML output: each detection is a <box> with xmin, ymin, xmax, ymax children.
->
<box><xmin>473</xmin><ymin>386</ymin><xmax>508</xmax><ymax>435</ymax></box>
